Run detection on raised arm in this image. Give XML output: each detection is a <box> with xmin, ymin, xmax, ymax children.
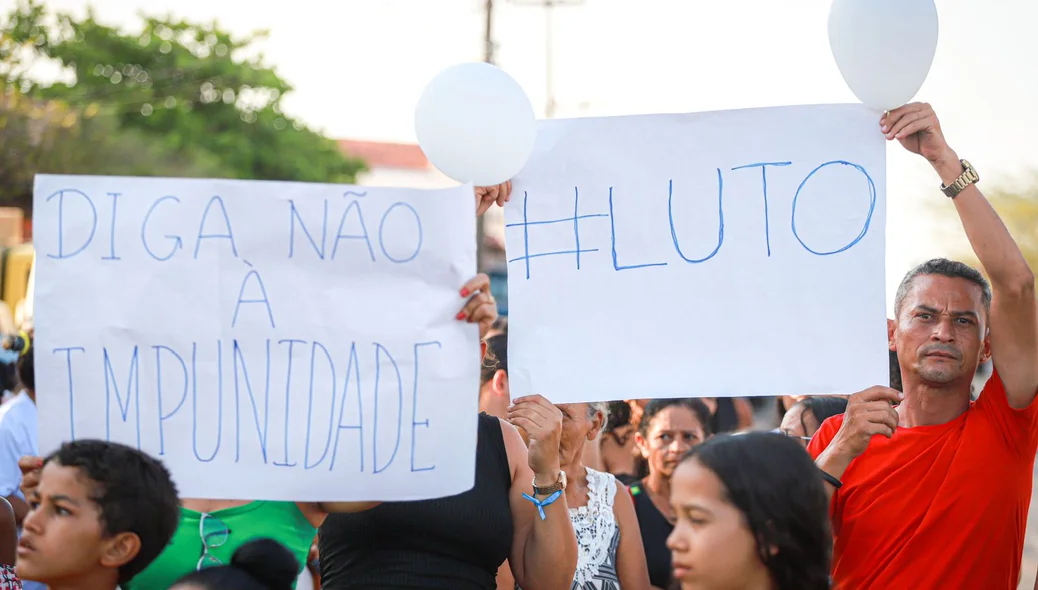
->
<box><xmin>502</xmin><ymin>402</ymin><xmax>578</xmax><ymax>590</ymax></box>
<box><xmin>883</xmin><ymin>104</ymin><xmax>1038</xmax><ymax>408</ymax></box>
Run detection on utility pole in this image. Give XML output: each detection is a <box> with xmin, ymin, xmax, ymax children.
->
<box><xmin>510</xmin><ymin>0</ymin><xmax>585</xmax><ymax>119</ymax></box>
<box><xmin>484</xmin><ymin>0</ymin><xmax>496</xmax><ymax>64</ymax></box>
<box><xmin>477</xmin><ymin>0</ymin><xmax>495</xmax><ymax>272</ymax></box>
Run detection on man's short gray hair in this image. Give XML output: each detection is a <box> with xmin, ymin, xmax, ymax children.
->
<box><xmin>893</xmin><ymin>258</ymin><xmax>991</xmax><ymax>317</ymax></box>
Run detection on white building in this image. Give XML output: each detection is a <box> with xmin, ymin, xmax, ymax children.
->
<box><xmin>337</xmin><ymin>139</ymin><xmax>454</xmax><ymax>189</ymax></box>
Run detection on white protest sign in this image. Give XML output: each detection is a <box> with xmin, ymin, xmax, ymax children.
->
<box><xmin>33</xmin><ymin>175</ymin><xmax>479</xmax><ymax>502</ymax></box>
<box><xmin>505</xmin><ymin>105</ymin><xmax>888</xmax><ymax>404</ymax></box>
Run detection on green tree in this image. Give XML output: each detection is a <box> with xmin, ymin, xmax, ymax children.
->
<box><xmin>2</xmin><ymin>0</ymin><xmax>363</xmax><ymax>210</ymax></box>
<box><xmin>0</xmin><ymin>90</ymin><xmax>230</xmax><ymax>212</ymax></box>
<box><xmin>933</xmin><ymin>181</ymin><xmax>1038</xmax><ymax>284</ymax></box>
<box><xmin>0</xmin><ymin>88</ymin><xmax>238</xmax><ymax>210</ymax></box>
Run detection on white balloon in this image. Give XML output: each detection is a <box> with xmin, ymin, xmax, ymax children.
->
<box><xmin>415</xmin><ymin>63</ymin><xmax>537</xmax><ymax>187</ymax></box>
<box><xmin>828</xmin><ymin>0</ymin><xmax>939</xmax><ymax>111</ymax></box>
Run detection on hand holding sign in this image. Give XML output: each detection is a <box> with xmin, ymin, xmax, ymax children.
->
<box><xmin>507</xmin><ymin>395</ymin><xmax>563</xmax><ymax>481</ymax></box>
<box><xmin>829</xmin><ymin>386</ymin><xmax>902</xmax><ymax>460</ymax></box>
<box><xmin>18</xmin><ymin>455</ymin><xmax>42</xmax><ymax>500</ymax></box>
<box><xmin>457</xmin><ymin>273</ymin><xmax>498</xmax><ymax>339</ymax></box>
<box><xmin>476</xmin><ymin>181</ymin><xmax>513</xmax><ymax>217</ymax></box>
<box><xmin>880</xmin><ymin>103</ymin><xmax>955</xmax><ymax>165</ymax></box>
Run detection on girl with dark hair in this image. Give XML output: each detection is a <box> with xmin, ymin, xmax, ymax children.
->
<box><xmin>629</xmin><ymin>399</ymin><xmax>712</xmax><ymax>590</ymax></box>
<box><xmin>778</xmin><ymin>397</ymin><xmax>849</xmax><ymax>448</ymax></box>
<box><xmin>667</xmin><ymin>432</ymin><xmax>832</xmax><ymax>590</ymax></box>
<box><xmin>169</xmin><ymin>538</ymin><xmax>299</xmax><ymax>590</ymax></box>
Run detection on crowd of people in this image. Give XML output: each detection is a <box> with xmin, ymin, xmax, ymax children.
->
<box><xmin>0</xmin><ymin>103</ymin><xmax>1032</xmax><ymax>590</ymax></box>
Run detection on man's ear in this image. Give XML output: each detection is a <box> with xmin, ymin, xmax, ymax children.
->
<box><xmin>480</xmin><ymin>340</ymin><xmax>488</xmax><ymax>360</ymax></box>
<box><xmin>99</xmin><ymin>531</ymin><xmax>141</xmax><ymax>570</ymax></box>
<box><xmin>887</xmin><ymin>318</ymin><xmax>897</xmax><ymax>352</ymax></box>
<box><xmin>979</xmin><ymin>329</ymin><xmax>992</xmax><ymax>364</ymax></box>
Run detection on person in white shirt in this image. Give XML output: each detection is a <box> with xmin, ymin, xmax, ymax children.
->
<box><xmin>0</xmin><ymin>345</ymin><xmax>36</xmax><ymax>526</ymax></box>
<box><xmin>0</xmin><ymin>344</ymin><xmax>40</xmax><ymax>590</ymax></box>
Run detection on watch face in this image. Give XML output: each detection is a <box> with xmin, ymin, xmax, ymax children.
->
<box><xmin>962</xmin><ymin>160</ymin><xmax>978</xmax><ymax>181</ymax></box>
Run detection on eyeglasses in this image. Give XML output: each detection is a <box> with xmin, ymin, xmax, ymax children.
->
<box><xmin>771</xmin><ymin>428</ymin><xmax>812</xmax><ymax>443</ymax></box>
<box><xmin>197</xmin><ymin>513</ymin><xmax>231</xmax><ymax>569</ymax></box>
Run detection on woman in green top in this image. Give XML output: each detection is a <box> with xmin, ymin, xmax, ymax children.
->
<box><xmin>125</xmin><ymin>499</ymin><xmax>323</xmax><ymax>590</ymax></box>
<box><xmin>19</xmin><ymin>458</ymin><xmax>375</xmax><ymax>589</ymax></box>
<box><xmin>16</xmin><ymin>459</ymin><xmax>355</xmax><ymax>590</ymax></box>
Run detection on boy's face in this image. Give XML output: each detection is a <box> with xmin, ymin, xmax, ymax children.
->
<box><xmin>17</xmin><ymin>461</ymin><xmax>139</xmax><ymax>586</ymax></box>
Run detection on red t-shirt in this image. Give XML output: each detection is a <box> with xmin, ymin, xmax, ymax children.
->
<box><xmin>808</xmin><ymin>370</ymin><xmax>1038</xmax><ymax>589</ymax></box>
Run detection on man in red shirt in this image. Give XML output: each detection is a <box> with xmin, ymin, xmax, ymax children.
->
<box><xmin>807</xmin><ymin>103</ymin><xmax>1038</xmax><ymax>589</ymax></box>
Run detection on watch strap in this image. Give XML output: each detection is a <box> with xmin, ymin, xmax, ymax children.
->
<box><xmin>940</xmin><ymin>159</ymin><xmax>979</xmax><ymax>199</ymax></box>
<box><xmin>532</xmin><ymin>472</ymin><xmax>564</xmax><ymax>496</ymax></box>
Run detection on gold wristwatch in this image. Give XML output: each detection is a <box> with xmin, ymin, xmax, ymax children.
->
<box><xmin>940</xmin><ymin>159</ymin><xmax>979</xmax><ymax>199</ymax></box>
<box><xmin>532</xmin><ymin>470</ymin><xmax>567</xmax><ymax>496</ymax></box>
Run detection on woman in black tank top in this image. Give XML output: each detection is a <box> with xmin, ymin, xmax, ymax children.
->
<box><xmin>320</xmin><ymin>413</ymin><xmax>519</xmax><ymax>589</ymax></box>
<box><xmin>631</xmin><ymin>399</ymin><xmax>713</xmax><ymax>589</ymax></box>
<box><xmin>319</xmin><ymin>252</ymin><xmax>578</xmax><ymax>590</ymax></box>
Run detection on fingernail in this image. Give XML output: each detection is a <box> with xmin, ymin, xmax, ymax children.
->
<box><xmin>460</xmin><ymin>288</ymin><xmax>469</xmax><ymax>297</ymax></box>
<box><xmin>36</xmin><ymin>459</ymin><xmax>43</xmax><ymax>468</ymax></box>
<box><xmin>456</xmin><ymin>312</ymin><xmax>466</xmax><ymax>320</ymax></box>
<box><xmin>898</xmin><ymin>392</ymin><xmax>905</xmax><ymax>400</ymax></box>
<box><xmin>881</xmin><ymin>125</ymin><xmax>888</xmax><ymax>133</ymax></box>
